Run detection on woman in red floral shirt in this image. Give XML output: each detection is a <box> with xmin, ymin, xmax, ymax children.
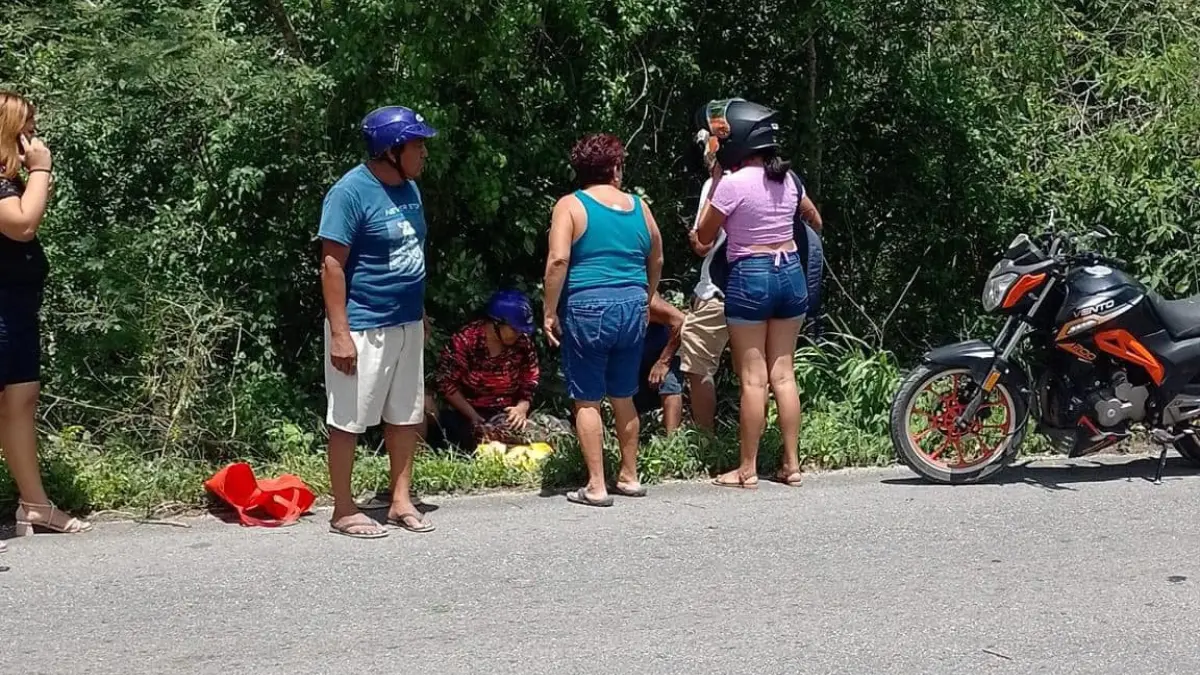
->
<box><xmin>435</xmin><ymin>290</ymin><xmax>541</xmax><ymax>450</ymax></box>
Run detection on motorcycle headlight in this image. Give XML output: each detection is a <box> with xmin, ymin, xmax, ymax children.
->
<box><xmin>982</xmin><ymin>272</ymin><xmax>1018</xmax><ymax>312</ymax></box>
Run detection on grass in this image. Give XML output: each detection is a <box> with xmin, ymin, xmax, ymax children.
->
<box><xmin>0</xmin><ymin>334</ymin><xmax>996</xmax><ymax>516</ymax></box>
<box><xmin>0</xmin><ymin>415</ymin><xmax>896</xmax><ymax>516</ymax></box>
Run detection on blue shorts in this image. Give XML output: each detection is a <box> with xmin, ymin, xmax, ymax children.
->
<box><xmin>0</xmin><ymin>290</ymin><xmax>43</xmax><ymax>390</ymax></box>
<box><xmin>561</xmin><ymin>286</ymin><xmax>648</xmax><ymax>401</ymax></box>
<box><xmin>633</xmin><ymin>330</ymin><xmax>683</xmax><ymax>413</ymax></box>
<box><xmin>724</xmin><ymin>251</ymin><xmax>809</xmax><ymax>325</ymax></box>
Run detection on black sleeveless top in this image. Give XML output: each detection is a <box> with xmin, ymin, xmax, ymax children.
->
<box><xmin>0</xmin><ymin>174</ymin><xmax>49</xmax><ymax>292</ymax></box>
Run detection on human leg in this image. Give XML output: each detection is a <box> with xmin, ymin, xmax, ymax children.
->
<box><xmin>767</xmin><ymin>254</ymin><xmax>809</xmax><ymax>485</ymax></box>
<box><xmin>381</xmin><ymin>321</ymin><xmax>433</xmax><ymax>531</ymax></box>
<box><xmin>658</xmin><ymin>356</ymin><xmax>684</xmax><ymax>434</ymax></box>
<box><xmin>719</xmin><ymin>323</ymin><xmax>769</xmax><ymax>487</ymax></box>
<box><xmin>1</xmin><ymin>297</ymin><xmax>90</xmax><ymax>535</ymax></box>
<box><xmin>561</xmin><ymin>291</ymin><xmax>617</xmax><ymax>506</ymax></box>
<box><xmin>324</xmin><ymin>322</ymin><xmax>388</xmax><ymax>538</ymax></box>
<box><xmin>713</xmin><ymin>256</ymin><xmax>775</xmax><ymax>488</ymax></box>
<box><xmin>605</xmin><ymin>290</ymin><xmax>649</xmax><ymax>494</ymax></box>
<box><xmin>767</xmin><ymin>317</ymin><xmax>804</xmax><ymax>484</ymax></box>
<box><xmin>678</xmin><ymin>297</ymin><xmax>728</xmax><ymax>431</ymax></box>
<box><xmin>437</xmin><ymin>407</ymin><xmax>478</xmax><ymax>452</ymax></box>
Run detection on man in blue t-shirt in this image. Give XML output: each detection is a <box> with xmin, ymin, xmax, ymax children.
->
<box><xmin>318</xmin><ymin>105</ymin><xmax>437</xmax><ymax>539</ymax></box>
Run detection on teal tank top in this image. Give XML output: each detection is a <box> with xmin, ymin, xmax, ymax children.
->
<box><xmin>566</xmin><ymin>190</ymin><xmax>652</xmax><ymax>294</ymax></box>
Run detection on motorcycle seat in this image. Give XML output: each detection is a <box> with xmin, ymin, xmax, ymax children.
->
<box><xmin>1148</xmin><ymin>293</ymin><xmax>1200</xmax><ymax>340</ymax></box>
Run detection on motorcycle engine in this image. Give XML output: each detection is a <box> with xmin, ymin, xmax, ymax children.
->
<box><xmin>1044</xmin><ymin>367</ymin><xmax>1150</xmax><ymax>430</ymax></box>
<box><xmin>1084</xmin><ymin>371</ymin><xmax>1149</xmax><ymax>428</ymax></box>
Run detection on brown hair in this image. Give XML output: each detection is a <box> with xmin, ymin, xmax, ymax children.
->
<box><xmin>0</xmin><ymin>91</ymin><xmax>34</xmax><ymax>180</ymax></box>
<box><xmin>569</xmin><ymin>133</ymin><xmax>625</xmax><ymax>187</ymax></box>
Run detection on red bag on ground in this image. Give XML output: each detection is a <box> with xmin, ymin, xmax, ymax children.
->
<box><xmin>203</xmin><ymin>462</ymin><xmax>315</xmax><ymax>527</ymax></box>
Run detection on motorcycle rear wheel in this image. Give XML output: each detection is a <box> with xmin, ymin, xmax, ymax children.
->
<box><xmin>889</xmin><ymin>364</ymin><xmax>1027</xmax><ymax>484</ymax></box>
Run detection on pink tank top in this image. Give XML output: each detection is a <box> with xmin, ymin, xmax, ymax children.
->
<box><xmin>709</xmin><ymin>166</ymin><xmax>800</xmax><ymax>261</ymax></box>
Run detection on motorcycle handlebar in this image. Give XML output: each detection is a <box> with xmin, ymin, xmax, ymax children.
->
<box><xmin>1062</xmin><ymin>252</ymin><xmax>1129</xmax><ymax>269</ymax></box>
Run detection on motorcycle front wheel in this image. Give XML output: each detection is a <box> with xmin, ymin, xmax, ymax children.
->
<box><xmin>889</xmin><ymin>364</ymin><xmax>1027</xmax><ymax>484</ymax></box>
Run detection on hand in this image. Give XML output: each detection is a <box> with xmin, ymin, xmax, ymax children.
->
<box><xmin>19</xmin><ymin>135</ymin><xmax>52</xmax><ymax>172</ymax></box>
<box><xmin>330</xmin><ymin>331</ymin><xmax>357</xmax><ymax>375</ymax></box>
<box><xmin>709</xmin><ymin>159</ymin><xmax>724</xmax><ymax>183</ymax></box>
<box><xmin>689</xmin><ymin>229</ymin><xmax>714</xmax><ymax>257</ymax></box>
<box><xmin>648</xmin><ymin>361</ymin><xmax>669</xmax><ymax>389</ymax></box>
<box><xmin>505</xmin><ymin>403</ymin><xmax>530</xmax><ymax>431</ymax></box>
<box><xmin>423</xmin><ymin>313</ymin><xmax>432</xmax><ymax>343</ymax></box>
<box><xmin>543</xmin><ymin>313</ymin><xmax>561</xmax><ymax>348</ymax></box>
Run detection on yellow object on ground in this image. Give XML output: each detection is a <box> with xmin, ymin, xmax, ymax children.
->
<box><xmin>475</xmin><ymin>441</ymin><xmax>508</xmax><ymax>459</ymax></box>
<box><xmin>476</xmin><ymin>440</ymin><xmax>554</xmax><ymax>471</ymax></box>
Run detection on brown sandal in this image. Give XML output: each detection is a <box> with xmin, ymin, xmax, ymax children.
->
<box><xmin>329</xmin><ymin>513</ymin><xmax>389</xmax><ymax>539</ymax></box>
<box><xmin>769</xmin><ymin>470</ymin><xmax>804</xmax><ymax>487</ymax></box>
<box><xmin>388</xmin><ymin>512</ymin><xmax>436</xmax><ymax>532</ymax></box>
<box><xmin>712</xmin><ymin>472</ymin><xmax>759</xmax><ymax>490</ymax></box>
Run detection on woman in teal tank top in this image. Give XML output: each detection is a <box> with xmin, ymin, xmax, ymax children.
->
<box><xmin>542</xmin><ymin>133</ymin><xmax>664</xmax><ymax>507</ymax></box>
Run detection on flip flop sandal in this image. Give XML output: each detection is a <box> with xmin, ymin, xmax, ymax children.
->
<box><xmin>768</xmin><ymin>471</ymin><xmax>804</xmax><ymax>487</ymax></box>
<box><xmin>611</xmin><ymin>483</ymin><xmax>648</xmax><ymax>498</ymax></box>
<box><xmin>566</xmin><ymin>487</ymin><xmax>614</xmax><ymax>507</ymax></box>
<box><xmin>712</xmin><ymin>475</ymin><xmax>759</xmax><ymax>490</ymax></box>
<box><xmin>388</xmin><ymin>512</ymin><xmax>436</xmax><ymax>533</ymax></box>
<box><xmin>328</xmin><ymin>518</ymin><xmax>389</xmax><ymax>539</ymax></box>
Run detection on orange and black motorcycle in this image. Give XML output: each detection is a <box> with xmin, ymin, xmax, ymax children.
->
<box><xmin>890</xmin><ymin>224</ymin><xmax>1200</xmax><ymax>484</ymax></box>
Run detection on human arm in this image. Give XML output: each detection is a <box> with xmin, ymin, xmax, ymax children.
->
<box><xmin>642</xmin><ymin>200</ymin><xmax>664</xmax><ymax>302</ymax></box>
<box><xmin>688</xmin><ymin>177</ymin><xmax>716</xmax><ymax>257</ymax></box>
<box><xmin>0</xmin><ymin>136</ymin><xmax>53</xmax><ymax>242</ymax></box>
<box><xmin>695</xmin><ymin>168</ymin><xmax>733</xmax><ymax>247</ymax></box>
<box><xmin>318</xmin><ymin>186</ymin><xmax>361</xmax><ymax>375</ymax></box>
<box><xmin>506</xmin><ymin>337</ymin><xmax>541</xmax><ymax>430</ymax></box>
<box><xmin>647</xmin><ymin>294</ymin><xmax>685</xmax><ymax>387</ymax></box>
<box><xmin>320</xmin><ymin>241</ymin><xmax>360</xmax><ymax>376</ymax></box>
<box><xmin>799</xmin><ymin>194</ymin><xmax>823</xmax><ymax>233</ymax></box>
<box><xmin>436</xmin><ymin>332</ymin><xmax>487</xmax><ymax>427</ymax></box>
<box><xmin>542</xmin><ymin>196</ymin><xmax>576</xmax><ymax>347</ymax></box>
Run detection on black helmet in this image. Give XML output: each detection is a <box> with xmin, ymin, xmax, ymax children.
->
<box><xmin>697</xmin><ymin>98</ymin><xmax>782</xmax><ymax>167</ymax></box>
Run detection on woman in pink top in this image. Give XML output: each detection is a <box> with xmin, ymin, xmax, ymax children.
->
<box><xmin>695</xmin><ymin>99</ymin><xmax>824</xmax><ymax>489</ymax></box>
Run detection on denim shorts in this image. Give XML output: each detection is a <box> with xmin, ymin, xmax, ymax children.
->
<box><xmin>0</xmin><ymin>290</ymin><xmax>43</xmax><ymax>390</ymax></box>
<box><xmin>633</xmin><ymin>353</ymin><xmax>683</xmax><ymax>414</ymax></box>
<box><xmin>724</xmin><ymin>251</ymin><xmax>809</xmax><ymax>325</ymax></box>
<box><xmin>561</xmin><ymin>285</ymin><xmax>648</xmax><ymax>401</ymax></box>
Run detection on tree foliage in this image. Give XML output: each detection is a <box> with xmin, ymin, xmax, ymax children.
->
<box><xmin>1</xmin><ymin>0</ymin><xmax>1198</xmax><ymax>462</ymax></box>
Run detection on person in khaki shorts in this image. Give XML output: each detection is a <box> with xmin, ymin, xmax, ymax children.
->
<box><xmin>318</xmin><ymin>105</ymin><xmax>437</xmax><ymax>539</ymax></box>
<box><xmin>678</xmin><ymin>174</ymin><xmax>729</xmax><ymax>431</ymax></box>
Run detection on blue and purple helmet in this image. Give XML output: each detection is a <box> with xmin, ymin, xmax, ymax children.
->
<box><xmin>361</xmin><ymin>105</ymin><xmax>438</xmax><ymax>157</ymax></box>
<box><xmin>486</xmin><ymin>290</ymin><xmax>535</xmax><ymax>334</ymax></box>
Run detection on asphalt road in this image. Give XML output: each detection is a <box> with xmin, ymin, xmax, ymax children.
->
<box><xmin>4</xmin><ymin>453</ymin><xmax>1200</xmax><ymax>675</ymax></box>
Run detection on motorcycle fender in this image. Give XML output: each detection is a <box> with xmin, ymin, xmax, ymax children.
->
<box><xmin>922</xmin><ymin>340</ymin><xmax>1030</xmax><ymax>395</ymax></box>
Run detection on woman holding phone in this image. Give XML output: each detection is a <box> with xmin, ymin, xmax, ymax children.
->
<box><xmin>0</xmin><ymin>91</ymin><xmax>92</xmax><ymax>549</ymax></box>
<box><xmin>694</xmin><ymin>99</ymin><xmax>823</xmax><ymax>490</ymax></box>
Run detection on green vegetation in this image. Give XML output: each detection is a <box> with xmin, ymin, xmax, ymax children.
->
<box><xmin>1</xmin><ymin>0</ymin><xmax>1198</xmax><ymax>512</ymax></box>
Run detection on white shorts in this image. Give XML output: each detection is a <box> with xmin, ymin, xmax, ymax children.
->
<box><xmin>324</xmin><ymin>319</ymin><xmax>425</xmax><ymax>434</ymax></box>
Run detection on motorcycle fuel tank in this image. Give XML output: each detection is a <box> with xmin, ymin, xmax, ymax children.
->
<box><xmin>1053</xmin><ymin>265</ymin><xmax>1148</xmax><ymax>328</ymax></box>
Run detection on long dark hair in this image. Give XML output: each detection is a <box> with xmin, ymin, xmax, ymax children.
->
<box><xmin>760</xmin><ymin>148</ymin><xmax>792</xmax><ymax>183</ymax></box>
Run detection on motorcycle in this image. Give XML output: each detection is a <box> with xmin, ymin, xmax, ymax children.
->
<box><xmin>889</xmin><ymin>221</ymin><xmax>1200</xmax><ymax>484</ymax></box>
